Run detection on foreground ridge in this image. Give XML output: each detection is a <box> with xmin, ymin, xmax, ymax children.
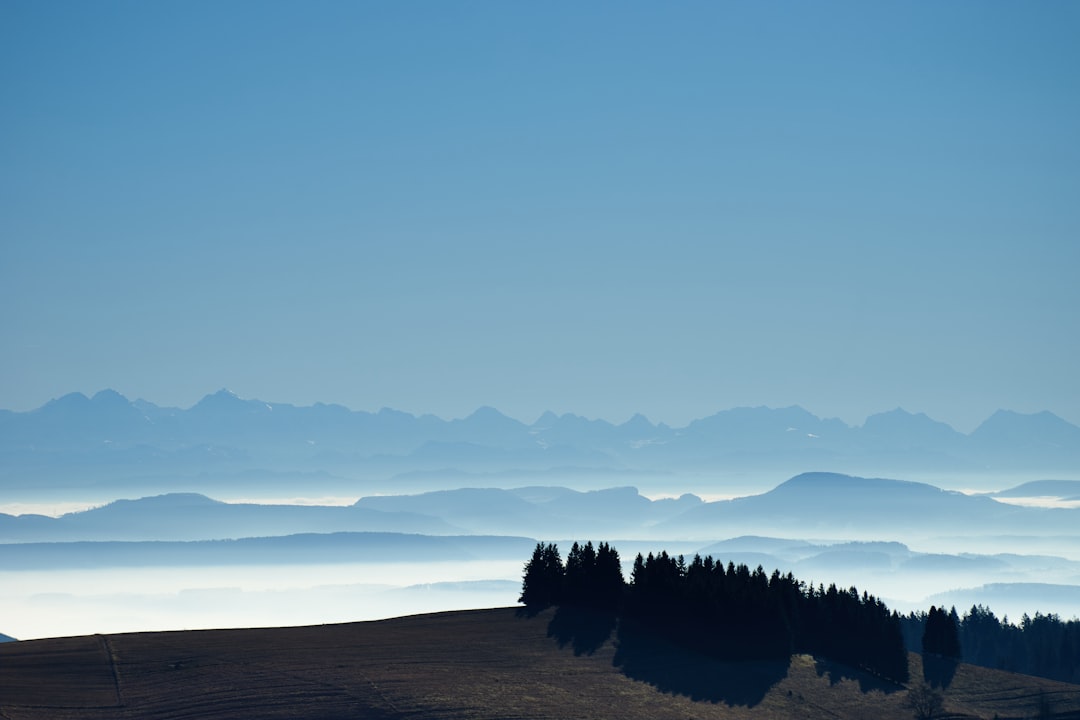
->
<box><xmin>3</xmin><ymin>608</ymin><xmax>1080</xmax><ymax>720</ymax></box>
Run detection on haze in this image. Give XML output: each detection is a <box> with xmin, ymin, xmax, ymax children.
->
<box><xmin>2</xmin><ymin>3</ymin><xmax>1079</xmax><ymax>644</ymax></box>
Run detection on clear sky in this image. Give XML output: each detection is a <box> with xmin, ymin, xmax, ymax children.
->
<box><xmin>2</xmin><ymin>1</ymin><xmax>1078</xmax><ymax>432</ymax></box>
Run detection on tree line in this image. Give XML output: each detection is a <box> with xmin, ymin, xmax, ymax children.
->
<box><xmin>901</xmin><ymin>604</ymin><xmax>1080</xmax><ymax>684</ymax></box>
<box><xmin>522</xmin><ymin>542</ymin><xmax>1080</xmax><ymax>686</ymax></box>
<box><xmin>520</xmin><ymin>541</ymin><xmax>909</xmax><ymax>683</ymax></box>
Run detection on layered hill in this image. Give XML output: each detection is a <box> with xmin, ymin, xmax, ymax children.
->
<box><xmin>6</xmin><ymin>474</ymin><xmax>1079</xmax><ymax>544</ymax></box>
<box><xmin>0</xmin><ymin>493</ymin><xmax>461</xmax><ymax>542</ymax></box>
<box><xmin>0</xmin><ymin>486</ymin><xmax>702</xmax><ymax>542</ymax></box>
<box><xmin>2</xmin><ymin>608</ymin><xmax>1079</xmax><ymax>720</ymax></box>
<box><xmin>660</xmin><ymin>472</ymin><xmax>1080</xmax><ymax>540</ymax></box>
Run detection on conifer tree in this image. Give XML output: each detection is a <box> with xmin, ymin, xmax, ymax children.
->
<box><xmin>923</xmin><ymin>606</ymin><xmax>961</xmax><ymax>658</ymax></box>
<box><xmin>519</xmin><ymin>542</ymin><xmax>564</xmax><ymax>609</ymax></box>
<box><xmin>563</xmin><ymin>542</ymin><xmax>587</xmax><ymax>605</ymax></box>
<box><xmin>593</xmin><ymin>542</ymin><xmax>625</xmax><ymax>611</ymax></box>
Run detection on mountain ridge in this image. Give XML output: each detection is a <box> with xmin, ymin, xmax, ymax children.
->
<box><xmin>10</xmin><ymin>389</ymin><xmax>1079</xmax><ymax>436</ymax></box>
<box><xmin>3</xmin><ymin>391</ymin><xmax>1079</xmax><ymax>493</ymax></box>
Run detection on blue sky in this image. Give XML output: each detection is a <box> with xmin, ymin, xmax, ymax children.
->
<box><xmin>2</xmin><ymin>1</ymin><xmax>1078</xmax><ymax>431</ymax></box>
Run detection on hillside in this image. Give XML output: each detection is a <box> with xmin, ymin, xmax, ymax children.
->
<box><xmin>3</xmin><ymin>608</ymin><xmax>1080</xmax><ymax>719</ymax></box>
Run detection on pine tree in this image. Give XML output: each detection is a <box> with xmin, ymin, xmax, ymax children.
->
<box><xmin>923</xmin><ymin>606</ymin><xmax>961</xmax><ymax>658</ymax></box>
<box><xmin>563</xmin><ymin>542</ymin><xmax>586</xmax><ymax>605</ymax></box>
<box><xmin>519</xmin><ymin>542</ymin><xmax>563</xmax><ymax>609</ymax></box>
<box><xmin>593</xmin><ymin>542</ymin><xmax>625</xmax><ymax>611</ymax></box>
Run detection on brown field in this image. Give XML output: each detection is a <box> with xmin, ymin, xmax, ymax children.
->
<box><xmin>2</xmin><ymin>607</ymin><xmax>1079</xmax><ymax>720</ymax></box>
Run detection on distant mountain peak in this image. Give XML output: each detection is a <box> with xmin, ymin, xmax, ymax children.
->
<box><xmin>43</xmin><ymin>391</ymin><xmax>90</xmax><ymax>408</ymax></box>
<box><xmin>466</xmin><ymin>406</ymin><xmax>512</xmax><ymax>421</ymax></box>
<box><xmin>982</xmin><ymin>408</ymin><xmax>1066</xmax><ymax>424</ymax></box>
<box><xmin>778</xmin><ymin>471</ymin><xmax>858</xmax><ymax>487</ymax></box>
<box><xmin>620</xmin><ymin>413</ymin><xmax>654</xmax><ymax>430</ymax></box>
<box><xmin>197</xmin><ymin>388</ymin><xmax>239</xmax><ymax>402</ymax></box>
<box><xmin>861</xmin><ymin>408</ymin><xmax>961</xmax><ymax>441</ymax></box>
<box><xmin>91</xmin><ymin>389</ymin><xmax>129</xmax><ymax>404</ymax></box>
<box><xmin>773</xmin><ymin>471</ymin><xmax>908</xmax><ymax>492</ymax></box>
<box><xmin>70</xmin><ymin>493</ymin><xmax>224</xmax><ymax>517</ymax></box>
<box><xmin>192</xmin><ymin>388</ymin><xmax>258</xmax><ymax>411</ymax></box>
<box><xmin>532</xmin><ymin>410</ymin><xmax>560</xmax><ymax>427</ymax></box>
<box><xmin>972</xmin><ymin>409</ymin><xmax>1080</xmax><ymax>445</ymax></box>
<box><xmin>459</xmin><ymin>406</ymin><xmax>525</xmax><ymax>431</ymax></box>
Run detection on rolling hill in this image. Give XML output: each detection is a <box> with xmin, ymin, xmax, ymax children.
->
<box><xmin>660</xmin><ymin>472</ymin><xmax>1080</xmax><ymax>540</ymax></box>
<box><xmin>0</xmin><ymin>486</ymin><xmax>702</xmax><ymax>542</ymax></box>
<box><xmin>0</xmin><ymin>493</ymin><xmax>460</xmax><ymax>542</ymax></box>
<box><xmin>993</xmin><ymin>480</ymin><xmax>1080</xmax><ymax>500</ymax></box>
<box><xmin>2</xmin><ymin>607</ymin><xmax>1079</xmax><ymax>719</ymax></box>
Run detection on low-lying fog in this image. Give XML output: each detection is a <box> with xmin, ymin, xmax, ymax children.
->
<box><xmin>3</xmin><ymin>472</ymin><xmax>1079</xmax><ymax>641</ymax></box>
<box><xmin>4</xmin><ymin>549</ymin><xmax>1079</xmax><ymax>641</ymax></box>
<box><xmin>0</xmin><ymin>561</ymin><xmax>522</xmax><ymax>641</ymax></box>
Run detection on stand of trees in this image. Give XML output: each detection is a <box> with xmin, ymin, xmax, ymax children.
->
<box><xmin>902</xmin><ymin>605</ymin><xmax>1080</xmax><ymax>684</ymax></box>
<box><xmin>520</xmin><ymin>541</ymin><xmax>624</xmax><ymax>611</ymax></box>
<box><xmin>520</xmin><ymin>542</ymin><xmax>909</xmax><ymax>683</ymax></box>
<box><xmin>519</xmin><ymin>543</ymin><xmax>565</xmax><ymax>608</ymax></box>
<box><xmin>523</xmin><ymin>542</ymin><xmax>1080</xmax><ymax>686</ymax></box>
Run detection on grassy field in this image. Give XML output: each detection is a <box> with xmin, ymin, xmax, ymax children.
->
<box><xmin>2</xmin><ymin>607</ymin><xmax>1079</xmax><ymax>719</ymax></box>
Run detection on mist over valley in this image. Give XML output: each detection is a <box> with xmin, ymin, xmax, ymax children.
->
<box><xmin>2</xmin><ymin>392</ymin><xmax>1078</xmax><ymax>642</ymax></box>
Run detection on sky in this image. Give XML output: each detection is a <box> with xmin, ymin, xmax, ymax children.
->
<box><xmin>2</xmin><ymin>1</ymin><xmax>1078</xmax><ymax>433</ymax></box>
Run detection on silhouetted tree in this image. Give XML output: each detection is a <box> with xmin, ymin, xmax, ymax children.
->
<box><xmin>563</xmin><ymin>541</ymin><xmax>590</xmax><ymax>606</ymax></box>
<box><xmin>593</xmin><ymin>542</ymin><xmax>625</xmax><ymax>611</ymax></box>
<box><xmin>923</xmin><ymin>606</ymin><xmax>961</xmax><ymax>658</ymax></box>
<box><xmin>902</xmin><ymin>605</ymin><xmax>1080</xmax><ymax>684</ymax></box>
<box><xmin>519</xmin><ymin>542</ymin><xmax>563</xmax><ymax>609</ymax></box>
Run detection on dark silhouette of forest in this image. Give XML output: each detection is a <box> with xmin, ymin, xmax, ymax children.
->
<box><xmin>520</xmin><ymin>541</ymin><xmax>909</xmax><ymax>689</ymax></box>
<box><xmin>901</xmin><ymin>604</ymin><xmax>1080</xmax><ymax>684</ymax></box>
<box><xmin>522</xmin><ymin>542</ymin><xmax>1080</xmax><ymax>692</ymax></box>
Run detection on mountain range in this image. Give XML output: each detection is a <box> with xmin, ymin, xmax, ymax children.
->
<box><xmin>2</xmin><ymin>390</ymin><xmax>1079</xmax><ymax>498</ymax></box>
